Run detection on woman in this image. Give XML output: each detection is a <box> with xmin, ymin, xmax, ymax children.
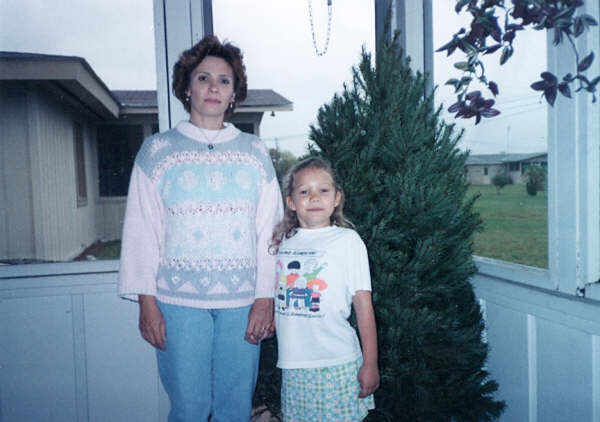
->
<box><xmin>118</xmin><ymin>35</ymin><xmax>282</xmax><ymax>422</ymax></box>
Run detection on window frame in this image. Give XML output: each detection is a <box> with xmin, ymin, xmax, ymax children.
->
<box><xmin>478</xmin><ymin>3</ymin><xmax>599</xmax><ymax>297</ymax></box>
<box><xmin>379</xmin><ymin>0</ymin><xmax>600</xmax><ymax>299</ymax></box>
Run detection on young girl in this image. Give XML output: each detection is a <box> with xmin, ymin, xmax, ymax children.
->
<box><xmin>272</xmin><ymin>157</ymin><xmax>379</xmax><ymax>422</ymax></box>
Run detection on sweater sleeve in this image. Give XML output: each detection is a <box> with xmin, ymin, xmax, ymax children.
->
<box><xmin>118</xmin><ymin>164</ymin><xmax>164</xmax><ymax>301</ymax></box>
<box><xmin>254</xmin><ymin>177</ymin><xmax>283</xmax><ymax>299</ymax></box>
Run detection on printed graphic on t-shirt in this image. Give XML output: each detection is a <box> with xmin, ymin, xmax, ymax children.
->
<box><xmin>276</xmin><ymin>249</ymin><xmax>328</xmax><ymax>319</ymax></box>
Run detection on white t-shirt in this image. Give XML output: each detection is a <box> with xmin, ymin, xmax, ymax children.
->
<box><xmin>275</xmin><ymin>226</ymin><xmax>372</xmax><ymax>369</ymax></box>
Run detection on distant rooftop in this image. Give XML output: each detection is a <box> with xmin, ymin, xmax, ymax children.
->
<box><xmin>466</xmin><ymin>152</ymin><xmax>547</xmax><ymax>166</ymax></box>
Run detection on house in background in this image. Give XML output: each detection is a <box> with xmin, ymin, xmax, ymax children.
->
<box><xmin>0</xmin><ymin>51</ymin><xmax>292</xmax><ymax>262</ymax></box>
<box><xmin>465</xmin><ymin>152</ymin><xmax>548</xmax><ymax>185</ymax></box>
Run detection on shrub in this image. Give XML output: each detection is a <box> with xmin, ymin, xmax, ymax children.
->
<box><xmin>492</xmin><ymin>173</ymin><xmax>511</xmax><ymax>191</ymax></box>
<box><xmin>524</xmin><ymin>166</ymin><xmax>546</xmax><ymax>196</ymax></box>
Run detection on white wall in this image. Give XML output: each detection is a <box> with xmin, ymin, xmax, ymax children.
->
<box><xmin>0</xmin><ymin>82</ymin><xmax>36</xmax><ymax>260</ymax></box>
<box><xmin>0</xmin><ymin>261</ymin><xmax>169</xmax><ymax>422</ymax></box>
<box><xmin>0</xmin><ymin>83</ymin><xmax>102</xmax><ymax>261</ymax></box>
<box><xmin>28</xmin><ymin>87</ymin><xmax>100</xmax><ymax>260</ymax></box>
<box><xmin>473</xmin><ymin>258</ymin><xmax>600</xmax><ymax>422</ymax></box>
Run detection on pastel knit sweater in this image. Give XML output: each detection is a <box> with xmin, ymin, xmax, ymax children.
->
<box><xmin>118</xmin><ymin>121</ymin><xmax>283</xmax><ymax>309</ymax></box>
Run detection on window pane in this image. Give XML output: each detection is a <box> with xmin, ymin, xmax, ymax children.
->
<box><xmin>0</xmin><ymin>0</ymin><xmax>155</xmax><ymax>263</ymax></box>
<box><xmin>0</xmin><ymin>0</ymin><xmax>374</xmax><ymax>263</ymax></box>
<box><xmin>433</xmin><ymin>1</ymin><xmax>548</xmax><ymax>268</ymax></box>
<box><xmin>97</xmin><ymin>124</ymin><xmax>144</xmax><ymax>197</ymax></box>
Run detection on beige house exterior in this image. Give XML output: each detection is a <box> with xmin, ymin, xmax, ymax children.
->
<box><xmin>0</xmin><ymin>52</ymin><xmax>292</xmax><ymax>262</ymax></box>
<box><xmin>465</xmin><ymin>152</ymin><xmax>548</xmax><ymax>185</ymax></box>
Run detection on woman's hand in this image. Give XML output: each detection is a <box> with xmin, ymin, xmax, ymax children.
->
<box><xmin>244</xmin><ymin>298</ymin><xmax>274</xmax><ymax>344</ymax></box>
<box><xmin>358</xmin><ymin>361</ymin><xmax>380</xmax><ymax>398</ymax></box>
<box><xmin>138</xmin><ymin>295</ymin><xmax>166</xmax><ymax>350</ymax></box>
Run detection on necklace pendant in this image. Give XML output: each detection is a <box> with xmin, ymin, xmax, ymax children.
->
<box><xmin>208</xmin><ymin>143</ymin><xmax>214</xmax><ymax>150</ymax></box>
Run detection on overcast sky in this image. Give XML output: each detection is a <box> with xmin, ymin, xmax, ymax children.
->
<box><xmin>0</xmin><ymin>0</ymin><xmax>547</xmax><ymax>156</ymax></box>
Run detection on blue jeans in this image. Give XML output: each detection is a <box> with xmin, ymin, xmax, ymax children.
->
<box><xmin>156</xmin><ymin>301</ymin><xmax>260</xmax><ymax>422</ymax></box>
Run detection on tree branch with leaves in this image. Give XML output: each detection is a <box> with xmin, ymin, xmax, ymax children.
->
<box><xmin>438</xmin><ymin>0</ymin><xmax>599</xmax><ymax>124</ymax></box>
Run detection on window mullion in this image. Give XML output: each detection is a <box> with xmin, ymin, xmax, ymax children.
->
<box><xmin>547</xmin><ymin>1</ymin><xmax>600</xmax><ymax>295</ymax></box>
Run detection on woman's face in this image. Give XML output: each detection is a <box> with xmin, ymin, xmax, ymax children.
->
<box><xmin>186</xmin><ymin>56</ymin><xmax>235</xmax><ymax>124</ymax></box>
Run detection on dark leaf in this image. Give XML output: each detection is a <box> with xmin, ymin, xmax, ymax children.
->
<box><xmin>455</xmin><ymin>0</ymin><xmax>469</xmax><ymax>13</ymax></box>
<box><xmin>506</xmin><ymin>24</ymin><xmax>524</xmax><ymax>31</ymax></box>
<box><xmin>445</xmin><ymin>78</ymin><xmax>460</xmax><ymax>86</ymax></box>
<box><xmin>448</xmin><ymin>43</ymin><xmax>458</xmax><ymax>56</ymax></box>
<box><xmin>448</xmin><ymin>102</ymin><xmax>462</xmax><ymax>113</ymax></box>
<box><xmin>541</xmin><ymin>72</ymin><xmax>557</xmax><ymax>84</ymax></box>
<box><xmin>483</xmin><ymin>44</ymin><xmax>502</xmax><ymax>55</ymax></box>
<box><xmin>573</xmin><ymin>17</ymin><xmax>584</xmax><ymax>37</ymax></box>
<box><xmin>482</xmin><ymin>99</ymin><xmax>495</xmax><ymax>108</ymax></box>
<box><xmin>491</xmin><ymin>28</ymin><xmax>502</xmax><ymax>43</ymax></box>
<box><xmin>454</xmin><ymin>61</ymin><xmax>472</xmax><ymax>71</ymax></box>
<box><xmin>589</xmin><ymin>76</ymin><xmax>600</xmax><ymax>89</ymax></box>
<box><xmin>578</xmin><ymin>52</ymin><xmax>594</xmax><ymax>72</ymax></box>
<box><xmin>530</xmin><ymin>80</ymin><xmax>546</xmax><ymax>91</ymax></box>
<box><xmin>481</xmin><ymin>108</ymin><xmax>501</xmax><ymax>117</ymax></box>
<box><xmin>558</xmin><ymin>82</ymin><xmax>572</xmax><ymax>98</ymax></box>
<box><xmin>488</xmin><ymin>81</ymin><xmax>499</xmax><ymax>96</ymax></box>
<box><xmin>581</xmin><ymin>13</ymin><xmax>598</xmax><ymax>27</ymax></box>
<box><xmin>552</xmin><ymin>27</ymin><xmax>562</xmax><ymax>45</ymax></box>
<box><xmin>500</xmin><ymin>46</ymin><xmax>513</xmax><ymax>65</ymax></box>
<box><xmin>475</xmin><ymin>113</ymin><xmax>482</xmax><ymax>124</ymax></box>
<box><xmin>435</xmin><ymin>40</ymin><xmax>454</xmax><ymax>52</ymax></box>
<box><xmin>466</xmin><ymin>91</ymin><xmax>482</xmax><ymax>100</ymax></box>
<box><xmin>563</xmin><ymin>73</ymin><xmax>574</xmax><ymax>82</ymax></box>
<box><xmin>544</xmin><ymin>86</ymin><xmax>557</xmax><ymax>106</ymax></box>
<box><xmin>503</xmin><ymin>30</ymin><xmax>516</xmax><ymax>43</ymax></box>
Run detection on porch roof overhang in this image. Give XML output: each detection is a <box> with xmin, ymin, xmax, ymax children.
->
<box><xmin>0</xmin><ymin>51</ymin><xmax>120</xmax><ymax>119</ymax></box>
<box><xmin>112</xmin><ymin>88</ymin><xmax>293</xmax><ymax>116</ymax></box>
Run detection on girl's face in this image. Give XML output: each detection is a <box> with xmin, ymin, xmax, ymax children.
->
<box><xmin>186</xmin><ymin>56</ymin><xmax>235</xmax><ymax>127</ymax></box>
<box><xmin>287</xmin><ymin>168</ymin><xmax>341</xmax><ymax>229</ymax></box>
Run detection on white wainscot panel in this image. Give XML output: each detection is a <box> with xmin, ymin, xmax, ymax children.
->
<box><xmin>537</xmin><ymin>318</ymin><xmax>594</xmax><ymax>422</ymax></box>
<box><xmin>484</xmin><ymin>300</ymin><xmax>530</xmax><ymax>421</ymax></box>
<box><xmin>0</xmin><ymin>295</ymin><xmax>77</xmax><ymax>422</ymax></box>
<box><xmin>84</xmin><ymin>293</ymin><xmax>164</xmax><ymax>422</ymax></box>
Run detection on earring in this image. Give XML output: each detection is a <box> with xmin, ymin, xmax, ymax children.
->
<box><xmin>185</xmin><ymin>94</ymin><xmax>191</xmax><ymax>103</ymax></box>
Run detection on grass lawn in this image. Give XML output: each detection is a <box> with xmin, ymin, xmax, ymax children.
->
<box><xmin>468</xmin><ymin>184</ymin><xmax>547</xmax><ymax>268</ymax></box>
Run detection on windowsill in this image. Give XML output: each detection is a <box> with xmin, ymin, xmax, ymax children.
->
<box><xmin>473</xmin><ymin>255</ymin><xmax>553</xmax><ymax>290</ymax></box>
<box><xmin>0</xmin><ymin>259</ymin><xmax>119</xmax><ymax>278</ymax></box>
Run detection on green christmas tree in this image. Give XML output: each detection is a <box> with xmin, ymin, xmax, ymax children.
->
<box><xmin>308</xmin><ymin>35</ymin><xmax>506</xmax><ymax>421</ymax></box>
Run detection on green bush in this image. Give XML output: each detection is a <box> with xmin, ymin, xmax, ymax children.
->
<box><xmin>524</xmin><ymin>166</ymin><xmax>546</xmax><ymax>196</ymax></box>
<box><xmin>491</xmin><ymin>173</ymin><xmax>511</xmax><ymax>191</ymax></box>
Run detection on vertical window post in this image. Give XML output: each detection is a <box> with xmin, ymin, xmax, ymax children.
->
<box><xmin>153</xmin><ymin>0</ymin><xmax>213</xmax><ymax>132</ymax></box>
<box><xmin>547</xmin><ymin>0</ymin><xmax>600</xmax><ymax>294</ymax></box>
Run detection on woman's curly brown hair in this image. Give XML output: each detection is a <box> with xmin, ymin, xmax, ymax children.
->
<box><xmin>172</xmin><ymin>35</ymin><xmax>247</xmax><ymax>118</ymax></box>
<box><xmin>270</xmin><ymin>157</ymin><xmax>353</xmax><ymax>254</ymax></box>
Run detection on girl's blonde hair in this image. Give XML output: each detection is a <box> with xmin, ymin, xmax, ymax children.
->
<box><xmin>270</xmin><ymin>157</ymin><xmax>352</xmax><ymax>254</ymax></box>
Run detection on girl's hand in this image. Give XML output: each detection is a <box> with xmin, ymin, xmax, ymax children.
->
<box><xmin>358</xmin><ymin>361</ymin><xmax>380</xmax><ymax>398</ymax></box>
<box><xmin>245</xmin><ymin>298</ymin><xmax>274</xmax><ymax>344</ymax></box>
<box><xmin>138</xmin><ymin>295</ymin><xmax>167</xmax><ymax>350</ymax></box>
